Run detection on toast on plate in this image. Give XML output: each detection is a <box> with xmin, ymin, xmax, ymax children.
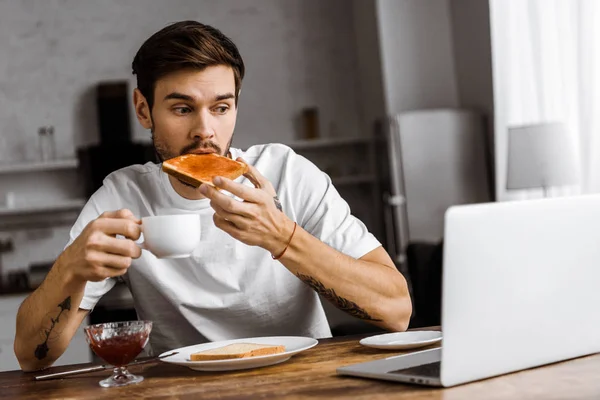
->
<box><xmin>190</xmin><ymin>343</ymin><xmax>286</xmax><ymax>361</ymax></box>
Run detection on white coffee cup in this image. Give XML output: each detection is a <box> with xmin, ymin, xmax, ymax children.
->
<box><xmin>140</xmin><ymin>214</ymin><xmax>200</xmax><ymax>259</ymax></box>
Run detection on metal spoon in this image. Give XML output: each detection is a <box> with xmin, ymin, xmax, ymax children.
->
<box><xmin>34</xmin><ymin>351</ymin><xmax>178</xmax><ymax>381</ymax></box>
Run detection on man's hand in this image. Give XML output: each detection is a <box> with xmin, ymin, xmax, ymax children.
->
<box><xmin>57</xmin><ymin>209</ymin><xmax>142</xmax><ymax>284</ymax></box>
<box><xmin>200</xmin><ymin>158</ymin><xmax>295</xmax><ymax>256</ymax></box>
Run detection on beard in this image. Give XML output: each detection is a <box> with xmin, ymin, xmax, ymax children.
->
<box><xmin>151</xmin><ymin>126</ymin><xmax>234</xmax><ymax>163</ymax></box>
<box><xmin>150</xmin><ymin>120</ymin><xmax>234</xmax><ymax>188</ymax></box>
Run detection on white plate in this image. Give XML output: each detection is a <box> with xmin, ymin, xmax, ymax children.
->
<box><xmin>159</xmin><ymin>336</ymin><xmax>318</xmax><ymax>371</ymax></box>
<box><xmin>359</xmin><ymin>331</ymin><xmax>442</xmax><ymax>350</ymax></box>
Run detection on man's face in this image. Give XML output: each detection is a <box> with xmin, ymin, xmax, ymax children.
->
<box><xmin>134</xmin><ymin>65</ymin><xmax>238</xmax><ymax>161</ymax></box>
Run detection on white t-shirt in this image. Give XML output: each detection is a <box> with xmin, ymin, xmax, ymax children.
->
<box><xmin>69</xmin><ymin>144</ymin><xmax>381</xmax><ymax>354</ymax></box>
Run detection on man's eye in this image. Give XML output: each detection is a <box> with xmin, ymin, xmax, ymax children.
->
<box><xmin>214</xmin><ymin>106</ymin><xmax>229</xmax><ymax>114</ymax></box>
<box><xmin>174</xmin><ymin>107</ymin><xmax>192</xmax><ymax>115</ymax></box>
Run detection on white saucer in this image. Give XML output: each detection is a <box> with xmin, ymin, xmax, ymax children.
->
<box><xmin>360</xmin><ymin>331</ymin><xmax>442</xmax><ymax>350</ymax></box>
<box><xmin>159</xmin><ymin>336</ymin><xmax>318</xmax><ymax>371</ymax></box>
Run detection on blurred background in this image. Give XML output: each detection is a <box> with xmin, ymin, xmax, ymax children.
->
<box><xmin>0</xmin><ymin>0</ymin><xmax>596</xmax><ymax>369</ymax></box>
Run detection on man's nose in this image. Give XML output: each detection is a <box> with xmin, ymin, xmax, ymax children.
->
<box><xmin>190</xmin><ymin>111</ymin><xmax>215</xmax><ymax>140</ymax></box>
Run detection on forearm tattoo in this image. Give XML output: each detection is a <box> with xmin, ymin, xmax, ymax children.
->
<box><xmin>34</xmin><ymin>296</ymin><xmax>72</xmax><ymax>360</ymax></box>
<box><xmin>296</xmin><ymin>273</ymin><xmax>382</xmax><ymax>321</ymax></box>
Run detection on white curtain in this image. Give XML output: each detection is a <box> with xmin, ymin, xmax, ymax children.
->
<box><xmin>490</xmin><ymin>0</ymin><xmax>600</xmax><ymax>200</ymax></box>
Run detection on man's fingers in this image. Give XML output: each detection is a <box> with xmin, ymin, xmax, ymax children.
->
<box><xmin>99</xmin><ymin>209</ymin><xmax>141</xmax><ymax>224</ymax></box>
<box><xmin>209</xmin><ymin>176</ymin><xmax>262</xmax><ymax>203</ymax></box>
<box><xmin>88</xmin><ymin>234</ymin><xmax>142</xmax><ymax>259</ymax></box>
<box><xmin>239</xmin><ymin>159</ymin><xmax>261</xmax><ymax>188</ymax></box>
<box><xmin>85</xmin><ymin>250</ymin><xmax>132</xmax><ymax>271</ymax></box>
<box><xmin>203</xmin><ymin>181</ymin><xmax>260</xmax><ymax>210</ymax></box>
<box><xmin>213</xmin><ymin>213</ymin><xmax>242</xmax><ymax>236</ymax></box>
<box><xmin>244</xmin><ymin>171</ymin><xmax>261</xmax><ymax>189</ymax></box>
<box><xmin>101</xmin><ymin>253</ymin><xmax>132</xmax><ymax>271</ymax></box>
<box><xmin>237</xmin><ymin>158</ymin><xmax>269</xmax><ymax>190</ymax></box>
<box><xmin>91</xmin><ymin>218</ymin><xmax>142</xmax><ymax>240</ymax></box>
<box><xmin>210</xmin><ymin>201</ymin><xmax>249</xmax><ymax>229</ymax></box>
<box><xmin>99</xmin><ymin>261</ymin><xmax>132</xmax><ymax>275</ymax></box>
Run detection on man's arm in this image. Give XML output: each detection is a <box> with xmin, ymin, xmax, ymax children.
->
<box><xmin>14</xmin><ymin>209</ymin><xmax>142</xmax><ymax>371</ymax></box>
<box><xmin>279</xmin><ymin>237</ymin><xmax>411</xmax><ymax>331</ymax></box>
<box><xmin>201</xmin><ymin>162</ymin><xmax>412</xmax><ymax>331</ymax></box>
<box><xmin>14</xmin><ymin>265</ymin><xmax>89</xmax><ymax>371</ymax></box>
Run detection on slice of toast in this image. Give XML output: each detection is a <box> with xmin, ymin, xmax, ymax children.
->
<box><xmin>162</xmin><ymin>153</ymin><xmax>249</xmax><ymax>188</ymax></box>
<box><xmin>189</xmin><ymin>343</ymin><xmax>286</xmax><ymax>361</ymax></box>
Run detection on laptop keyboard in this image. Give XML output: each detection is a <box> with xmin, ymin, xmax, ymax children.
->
<box><xmin>389</xmin><ymin>361</ymin><xmax>441</xmax><ymax>378</ymax></box>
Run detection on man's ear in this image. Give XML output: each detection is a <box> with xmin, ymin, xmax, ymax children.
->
<box><xmin>133</xmin><ymin>88</ymin><xmax>152</xmax><ymax>130</ymax></box>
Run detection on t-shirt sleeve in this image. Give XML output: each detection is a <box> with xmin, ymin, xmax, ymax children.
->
<box><xmin>289</xmin><ymin>152</ymin><xmax>382</xmax><ymax>259</ymax></box>
<box><xmin>65</xmin><ymin>184</ymin><xmax>119</xmax><ymax>311</ymax></box>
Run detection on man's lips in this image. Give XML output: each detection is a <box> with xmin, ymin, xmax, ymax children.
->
<box><xmin>187</xmin><ymin>148</ymin><xmax>217</xmax><ymax>155</ymax></box>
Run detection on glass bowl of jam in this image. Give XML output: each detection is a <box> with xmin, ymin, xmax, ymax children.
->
<box><xmin>84</xmin><ymin>320</ymin><xmax>152</xmax><ymax>387</ymax></box>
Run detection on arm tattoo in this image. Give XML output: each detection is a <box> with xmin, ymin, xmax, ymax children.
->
<box><xmin>34</xmin><ymin>296</ymin><xmax>72</xmax><ymax>360</ymax></box>
<box><xmin>296</xmin><ymin>273</ymin><xmax>382</xmax><ymax>321</ymax></box>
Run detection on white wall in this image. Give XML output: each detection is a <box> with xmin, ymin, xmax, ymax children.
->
<box><xmin>450</xmin><ymin>0</ymin><xmax>494</xmax><ymax>123</ymax></box>
<box><xmin>350</xmin><ymin>0</ymin><xmax>387</xmax><ymax>136</ymax></box>
<box><xmin>449</xmin><ymin>0</ymin><xmax>495</xmax><ymax>199</ymax></box>
<box><xmin>376</xmin><ymin>0</ymin><xmax>459</xmax><ymax>115</ymax></box>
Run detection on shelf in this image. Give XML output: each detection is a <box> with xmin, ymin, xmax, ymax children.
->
<box><xmin>0</xmin><ymin>159</ymin><xmax>78</xmax><ymax>175</ymax></box>
<box><xmin>332</xmin><ymin>174</ymin><xmax>376</xmax><ymax>186</ymax></box>
<box><xmin>0</xmin><ymin>198</ymin><xmax>86</xmax><ymax>216</ymax></box>
<box><xmin>0</xmin><ymin>198</ymin><xmax>86</xmax><ymax>231</ymax></box>
<box><xmin>285</xmin><ymin>136</ymin><xmax>372</xmax><ymax>151</ymax></box>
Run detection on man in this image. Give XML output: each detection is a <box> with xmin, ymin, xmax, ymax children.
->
<box><xmin>14</xmin><ymin>21</ymin><xmax>411</xmax><ymax>371</ymax></box>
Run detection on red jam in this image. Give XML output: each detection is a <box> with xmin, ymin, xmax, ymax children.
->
<box><xmin>89</xmin><ymin>332</ymin><xmax>148</xmax><ymax>367</ymax></box>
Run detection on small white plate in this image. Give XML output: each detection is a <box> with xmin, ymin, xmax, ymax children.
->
<box><xmin>360</xmin><ymin>331</ymin><xmax>442</xmax><ymax>350</ymax></box>
<box><xmin>159</xmin><ymin>336</ymin><xmax>318</xmax><ymax>371</ymax></box>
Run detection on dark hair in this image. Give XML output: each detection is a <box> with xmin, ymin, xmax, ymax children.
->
<box><xmin>132</xmin><ymin>21</ymin><xmax>245</xmax><ymax>109</ymax></box>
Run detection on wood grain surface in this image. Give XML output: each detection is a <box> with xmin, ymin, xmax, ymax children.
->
<box><xmin>1</xmin><ymin>327</ymin><xmax>598</xmax><ymax>399</ymax></box>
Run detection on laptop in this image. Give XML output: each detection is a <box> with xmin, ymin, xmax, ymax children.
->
<box><xmin>337</xmin><ymin>195</ymin><xmax>600</xmax><ymax>387</ymax></box>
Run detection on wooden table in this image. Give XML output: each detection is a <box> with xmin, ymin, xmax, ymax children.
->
<box><xmin>1</xmin><ymin>328</ymin><xmax>599</xmax><ymax>399</ymax></box>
